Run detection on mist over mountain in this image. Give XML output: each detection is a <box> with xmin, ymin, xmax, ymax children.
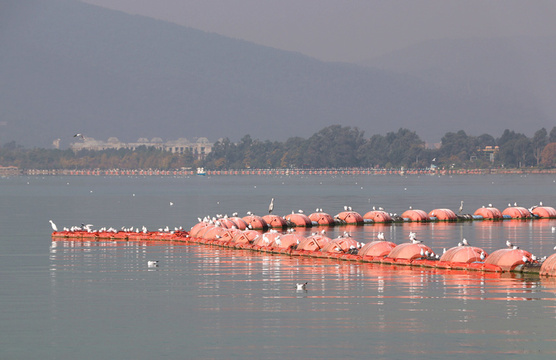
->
<box><xmin>0</xmin><ymin>0</ymin><xmax>552</xmax><ymax>148</ymax></box>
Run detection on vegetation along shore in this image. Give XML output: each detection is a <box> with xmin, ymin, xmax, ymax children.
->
<box><xmin>2</xmin><ymin>125</ymin><xmax>556</xmax><ymax>172</ymax></box>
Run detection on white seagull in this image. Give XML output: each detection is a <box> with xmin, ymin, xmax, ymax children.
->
<box><xmin>296</xmin><ymin>282</ymin><xmax>308</xmax><ymax>291</ymax></box>
<box><xmin>268</xmin><ymin>198</ymin><xmax>274</xmax><ymax>214</ymax></box>
<box><xmin>147</xmin><ymin>260</ymin><xmax>159</xmax><ymax>268</ymax></box>
<box><xmin>49</xmin><ymin>220</ymin><xmax>58</xmax><ymax>232</ymax></box>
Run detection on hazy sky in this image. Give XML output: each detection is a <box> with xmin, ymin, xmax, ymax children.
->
<box><xmin>79</xmin><ymin>0</ymin><xmax>556</xmax><ymax>63</ymax></box>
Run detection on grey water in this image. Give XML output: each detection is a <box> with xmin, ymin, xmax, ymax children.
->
<box><xmin>1</xmin><ymin>174</ymin><xmax>556</xmax><ymax>359</ymax></box>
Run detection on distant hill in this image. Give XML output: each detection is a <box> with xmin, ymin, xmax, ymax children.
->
<box><xmin>0</xmin><ymin>0</ymin><xmax>552</xmax><ymax>148</ymax></box>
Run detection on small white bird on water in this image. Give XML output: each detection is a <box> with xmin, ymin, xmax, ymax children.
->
<box><xmin>49</xmin><ymin>220</ymin><xmax>58</xmax><ymax>232</ymax></box>
<box><xmin>462</xmin><ymin>238</ymin><xmax>469</xmax><ymax>246</ymax></box>
<box><xmin>147</xmin><ymin>260</ymin><xmax>159</xmax><ymax>268</ymax></box>
<box><xmin>296</xmin><ymin>282</ymin><xmax>307</xmax><ymax>291</ymax></box>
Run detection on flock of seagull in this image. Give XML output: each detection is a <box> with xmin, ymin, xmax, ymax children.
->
<box><xmin>49</xmin><ymin>195</ymin><xmax>556</xmax><ymax>291</ymax></box>
<box><xmin>49</xmin><ymin>219</ymin><xmax>184</xmax><ymax>235</ymax></box>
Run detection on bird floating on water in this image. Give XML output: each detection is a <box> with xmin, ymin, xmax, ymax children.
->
<box><xmin>147</xmin><ymin>260</ymin><xmax>159</xmax><ymax>268</ymax></box>
<box><xmin>296</xmin><ymin>282</ymin><xmax>307</xmax><ymax>291</ymax></box>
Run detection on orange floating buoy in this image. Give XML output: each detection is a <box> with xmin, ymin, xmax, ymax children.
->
<box><xmin>297</xmin><ymin>234</ymin><xmax>332</xmax><ymax>251</ymax></box>
<box><xmin>358</xmin><ymin>240</ymin><xmax>396</xmax><ymax>257</ymax></box>
<box><xmin>284</xmin><ymin>213</ymin><xmax>312</xmax><ymax>227</ymax></box>
<box><xmin>362</xmin><ymin>210</ymin><xmax>392</xmax><ymax>223</ymax></box>
<box><xmin>540</xmin><ymin>253</ymin><xmax>556</xmax><ymax>276</ymax></box>
<box><xmin>502</xmin><ymin>207</ymin><xmax>531</xmax><ymax>219</ymax></box>
<box><xmin>531</xmin><ymin>206</ymin><xmax>556</xmax><ymax>218</ymax></box>
<box><xmin>321</xmin><ymin>237</ymin><xmax>359</xmax><ymax>253</ymax></box>
<box><xmin>335</xmin><ymin>211</ymin><xmax>364</xmax><ymax>225</ymax></box>
<box><xmin>484</xmin><ymin>248</ymin><xmax>533</xmax><ymax>271</ymax></box>
<box><xmin>242</xmin><ymin>215</ymin><xmax>269</xmax><ymax>230</ymax></box>
<box><xmin>252</xmin><ymin>232</ymin><xmax>280</xmax><ymax>247</ymax></box>
<box><xmin>387</xmin><ymin>242</ymin><xmax>434</xmax><ymax>260</ymax></box>
<box><xmin>272</xmin><ymin>233</ymin><xmax>305</xmax><ymax>249</ymax></box>
<box><xmin>401</xmin><ymin>209</ymin><xmax>430</xmax><ymax>222</ymax></box>
<box><xmin>228</xmin><ymin>217</ymin><xmax>249</xmax><ymax>230</ymax></box>
<box><xmin>428</xmin><ymin>208</ymin><xmax>457</xmax><ymax>221</ymax></box>
<box><xmin>439</xmin><ymin>246</ymin><xmax>487</xmax><ymax>263</ymax></box>
<box><xmin>262</xmin><ymin>214</ymin><xmax>288</xmax><ymax>229</ymax></box>
<box><xmin>231</xmin><ymin>229</ymin><xmax>260</xmax><ymax>245</ymax></box>
<box><xmin>308</xmin><ymin>212</ymin><xmax>336</xmax><ymax>226</ymax></box>
<box><xmin>473</xmin><ymin>207</ymin><xmax>503</xmax><ymax>220</ymax></box>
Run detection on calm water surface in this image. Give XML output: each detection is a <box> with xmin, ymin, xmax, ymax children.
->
<box><xmin>1</xmin><ymin>174</ymin><xmax>556</xmax><ymax>359</ymax></box>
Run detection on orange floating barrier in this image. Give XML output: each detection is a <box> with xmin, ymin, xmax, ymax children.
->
<box><xmin>272</xmin><ymin>233</ymin><xmax>305</xmax><ymax>249</ymax></box>
<box><xmin>231</xmin><ymin>229</ymin><xmax>261</xmax><ymax>245</ymax></box>
<box><xmin>358</xmin><ymin>241</ymin><xmax>396</xmax><ymax>257</ymax></box>
<box><xmin>428</xmin><ymin>208</ymin><xmax>457</xmax><ymax>221</ymax></box>
<box><xmin>335</xmin><ymin>211</ymin><xmax>364</xmax><ymax>225</ymax></box>
<box><xmin>363</xmin><ymin>210</ymin><xmax>392</xmax><ymax>223</ymax></box>
<box><xmin>284</xmin><ymin>213</ymin><xmax>312</xmax><ymax>227</ymax></box>
<box><xmin>439</xmin><ymin>246</ymin><xmax>487</xmax><ymax>263</ymax></box>
<box><xmin>229</xmin><ymin>217</ymin><xmax>249</xmax><ymax>230</ymax></box>
<box><xmin>387</xmin><ymin>242</ymin><xmax>434</xmax><ymax>260</ymax></box>
<box><xmin>540</xmin><ymin>253</ymin><xmax>556</xmax><ymax>276</ymax></box>
<box><xmin>297</xmin><ymin>234</ymin><xmax>332</xmax><ymax>251</ymax></box>
<box><xmin>189</xmin><ymin>222</ymin><xmax>209</xmax><ymax>237</ymax></box>
<box><xmin>308</xmin><ymin>212</ymin><xmax>336</xmax><ymax>226</ymax></box>
<box><xmin>531</xmin><ymin>206</ymin><xmax>556</xmax><ymax>218</ymax></box>
<box><xmin>252</xmin><ymin>232</ymin><xmax>280</xmax><ymax>247</ymax></box>
<box><xmin>262</xmin><ymin>214</ymin><xmax>288</xmax><ymax>229</ymax></box>
<box><xmin>474</xmin><ymin>207</ymin><xmax>502</xmax><ymax>220</ymax></box>
<box><xmin>401</xmin><ymin>209</ymin><xmax>430</xmax><ymax>222</ymax></box>
<box><xmin>502</xmin><ymin>206</ymin><xmax>531</xmax><ymax>219</ymax></box>
<box><xmin>242</xmin><ymin>215</ymin><xmax>268</xmax><ymax>230</ymax></box>
<box><xmin>484</xmin><ymin>248</ymin><xmax>533</xmax><ymax>272</ymax></box>
<box><xmin>321</xmin><ymin>237</ymin><xmax>359</xmax><ymax>253</ymax></box>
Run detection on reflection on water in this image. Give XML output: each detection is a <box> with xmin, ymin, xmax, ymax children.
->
<box><xmin>49</xmin><ymin>235</ymin><xmax>556</xmax><ymax>358</ymax></box>
<box><xmin>5</xmin><ymin>174</ymin><xmax>556</xmax><ymax>359</ymax></box>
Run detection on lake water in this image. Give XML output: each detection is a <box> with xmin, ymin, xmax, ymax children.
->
<box><xmin>1</xmin><ymin>174</ymin><xmax>556</xmax><ymax>359</ymax></box>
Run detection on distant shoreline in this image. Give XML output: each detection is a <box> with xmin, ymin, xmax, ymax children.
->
<box><xmin>12</xmin><ymin>168</ymin><xmax>556</xmax><ymax>176</ymax></box>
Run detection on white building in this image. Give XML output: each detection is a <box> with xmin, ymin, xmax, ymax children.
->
<box><xmin>71</xmin><ymin>137</ymin><xmax>213</xmax><ymax>159</ymax></box>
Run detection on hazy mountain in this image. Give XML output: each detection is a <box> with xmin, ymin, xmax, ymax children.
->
<box><xmin>0</xmin><ymin>0</ymin><xmax>552</xmax><ymax>148</ymax></box>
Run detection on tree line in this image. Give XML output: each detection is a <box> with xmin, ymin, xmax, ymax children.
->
<box><xmin>2</xmin><ymin>126</ymin><xmax>556</xmax><ymax>170</ymax></box>
<box><xmin>204</xmin><ymin>126</ymin><xmax>556</xmax><ymax>169</ymax></box>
